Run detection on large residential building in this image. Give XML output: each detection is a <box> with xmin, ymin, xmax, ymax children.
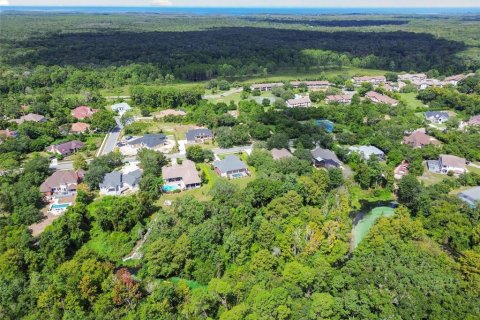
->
<box><xmin>286</xmin><ymin>96</ymin><xmax>312</xmax><ymax>108</ymax></box>
<box><xmin>365</xmin><ymin>91</ymin><xmax>399</xmax><ymax>106</ymax></box>
<box><xmin>40</xmin><ymin>170</ymin><xmax>84</xmax><ymax>199</ymax></box>
<box><xmin>70</xmin><ymin>122</ymin><xmax>90</xmax><ymax>134</ymax></box>
<box><xmin>403</xmin><ymin>130</ymin><xmax>441</xmax><ymax>148</ymax></box>
<box><xmin>271</xmin><ymin>148</ymin><xmax>293</xmax><ymax>160</ymax></box>
<box><xmin>311</xmin><ymin>147</ymin><xmax>342</xmax><ymax>168</ymax></box>
<box><xmin>352</xmin><ymin>75</ymin><xmax>386</xmax><ymax>85</ymax></box>
<box><xmin>99</xmin><ymin>170</ymin><xmax>142</xmax><ymax>196</ymax></box>
<box><xmin>444</xmin><ymin>74</ymin><xmax>469</xmax><ymax>86</ymax></box>
<box><xmin>458</xmin><ymin>187</ymin><xmax>480</xmax><ymax>208</ymax></box>
<box><xmin>290</xmin><ymin>80</ymin><xmax>330</xmax><ymax>90</ymax></box>
<box><xmin>250</xmin><ymin>83</ymin><xmax>284</xmax><ymax>91</ymax></box>
<box><xmin>398</xmin><ymin>73</ymin><xmax>427</xmax><ymax>82</ymax></box>
<box><xmin>425</xmin><ymin>111</ymin><xmax>450</xmax><ymax>124</ymax></box>
<box><xmin>325</xmin><ymin>94</ymin><xmax>352</xmax><ymax>104</ymax></box>
<box><xmin>47</xmin><ymin>140</ymin><xmax>84</xmax><ymax>156</ymax></box>
<box><xmin>162</xmin><ymin>160</ymin><xmax>202</xmax><ymax>191</ymax></box>
<box><xmin>214</xmin><ymin>155</ymin><xmax>249</xmax><ymax>179</ymax></box>
<box><xmin>127</xmin><ymin>134</ymin><xmax>167</xmax><ymax>149</ymax></box>
<box><xmin>10</xmin><ymin>113</ymin><xmax>47</xmax><ymax>124</ymax></box>
<box><xmin>348</xmin><ymin>145</ymin><xmax>385</xmax><ymax>160</ymax></box>
<box><xmin>72</xmin><ymin>106</ymin><xmax>98</xmax><ymax>119</ymax></box>
<box><xmin>186</xmin><ymin>128</ymin><xmax>213</xmax><ymax>143</ymax></box>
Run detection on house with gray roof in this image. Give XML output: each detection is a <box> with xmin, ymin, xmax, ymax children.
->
<box><xmin>458</xmin><ymin>187</ymin><xmax>480</xmax><ymax>208</ymax></box>
<box><xmin>111</xmin><ymin>102</ymin><xmax>132</xmax><ymax>116</ymax></box>
<box><xmin>186</xmin><ymin>128</ymin><xmax>213</xmax><ymax>143</ymax></box>
<box><xmin>128</xmin><ymin>134</ymin><xmax>167</xmax><ymax>149</ymax></box>
<box><xmin>271</xmin><ymin>148</ymin><xmax>293</xmax><ymax>160</ymax></box>
<box><xmin>99</xmin><ymin>169</ymin><xmax>142</xmax><ymax>196</ymax></box>
<box><xmin>348</xmin><ymin>145</ymin><xmax>385</xmax><ymax>161</ymax></box>
<box><xmin>47</xmin><ymin>140</ymin><xmax>84</xmax><ymax>156</ymax></box>
<box><xmin>311</xmin><ymin>147</ymin><xmax>342</xmax><ymax>168</ymax></box>
<box><xmin>213</xmin><ymin>155</ymin><xmax>249</xmax><ymax>179</ymax></box>
<box><xmin>162</xmin><ymin>160</ymin><xmax>201</xmax><ymax>191</ymax></box>
<box><xmin>425</xmin><ymin>111</ymin><xmax>450</xmax><ymax>124</ymax></box>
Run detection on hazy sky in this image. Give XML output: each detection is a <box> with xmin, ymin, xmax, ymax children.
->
<box><xmin>1</xmin><ymin>0</ymin><xmax>480</xmax><ymax>7</ymax></box>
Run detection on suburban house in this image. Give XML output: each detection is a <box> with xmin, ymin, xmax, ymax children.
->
<box><xmin>311</xmin><ymin>147</ymin><xmax>342</xmax><ymax>168</ymax></box>
<box><xmin>458</xmin><ymin>187</ymin><xmax>480</xmax><ymax>208</ymax></box>
<box><xmin>70</xmin><ymin>122</ymin><xmax>90</xmax><ymax>134</ymax></box>
<box><xmin>425</xmin><ymin>111</ymin><xmax>450</xmax><ymax>124</ymax></box>
<box><xmin>186</xmin><ymin>128</ymin><xmax>214</xmax><ymax>143</ymax></box>
<box><xmin>47</xmin><ymin>140</ymin><xmax>84</xmax><ymax>156</ymax></box>
<box><xmin>162</xmin><ymin>160</ymin><xmax>202</xmax><ymax>191</ymax></box>
<box><xmin>365</xmin><ymin>91</ymin><xmax>399</xmax><ymax>106</ymax></box>
<box><xmin>286</xmin><ymin>96</ymin><xmax>312</xmax><ymax>108</ymax></box>
<box><xmin>155</xmin><ymin>109</ymin><xmax>187</xmax><ymax>118</ymax></box>
<box><xmin>214</xmin><ymin>155</ymin><xmax>249</xmax><ymax>179</ymax></box>
<box><xmin>40</xmin><ymin>170</ymin><xmax>84</xmax><ymax>199</ymax></box>
<box><xmin>99</xmin><ymin>169</ymin><xmax>142</xmax><ymax>196</ymax></box>
<box><xmin>403</xmin><ymin>130</ymin><xmax>441</xmax><ymax>148</ymax></box>
<box><xmin>0</xmin><ymin>129</ymin><xmax>18</xmax><ymax>138</ymax></box>
<box><xmin>250</xmin><ymin>83</ymin><xmax>284</xmax><ymax>91</ymax></box>
<box><xmin>271</xmin><ymin>148</ymin><xmax>293</xmax><ymax>160</ymax></box>
<box><xmin>428</xmin><ymin>154</ymin><xmax>467</xmax><ymax>175</ymax></box>
<box><xmin>411</xmin><ymin>78</ymin><xmax>445</xmax><ymax>90</ymax></box>
<box><xmin>128</xmin><ymin>134</ymin><xmax>167</xmax><ymax>149</ymax></box>
<box><xmin>348</xmin><ymin>145</ymin><xmax>385</xmax><ymax>160</ymax></box>
<box><xmin>398</xmin><ymin>73</ymin><xmax>427</xmax><ymax>82</ymax></box>
<box><xmin>290</xmin><ymin>80</ymin><xmax>330</xmax><ymax>90</ymax></box>
<box><xmin>352</xmin><ymin>75</ymin><xmax>386</xmax><ymax>85</ymax></box>
<box><xmin>111</xmin><ymin>102</ymin><xmax>132</xmax><ymax>116</ymax></box>
<box><xmin>72</xmin><ymin>106</ymin><xmax>98</xmax><ymax>119</ymax></box>
<box><xmin>325</xmin><ymin>94</ymin><xmax>352</xmax><ymax>104</ymax></box>
<box><xmin>10</xmin><ymin>113</ymin><xmax>47</xmax><ymax>124</ymax></box>
<box><xmin>444</xmin><ymin>74</ymin><xmax>469</xmax><ymax>86</ymax></box>
<box><xmin>461</xmin><ymin>115</ymin><xmax>480</xmax><ymax>129</ymax></box>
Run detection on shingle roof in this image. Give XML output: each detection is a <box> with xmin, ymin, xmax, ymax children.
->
<box><xmin>425</xmin><ymin>111</ymin><xmax>449</xmax><ymax>119</ymax></box>
<box><xmin>162</xmin><ymin>160</ymin><xmax>201</xmax><ymax>185</ymax></box>
<box><xmin>70</xmin><ymin>122</ymin><xmax>90</xmax><ymax>133</ymax></box>
<box><xmin>99</xmin><ymin>171</ymin><xmax>122</xmax><ymax>189</ymax></box>
<box><xmin>155</xmin><ymin>109</ymin><xmax>187</xmax><ymax>117</ymax></box>
<box><xmin>271</xmin><ymin>148</ymin><xmax>293</xmax><ymax>160</ymax></box>
<box><xmin>459</xmin><ymin>187</ymin><xmax>480</xmax><ymax>204</ymax></box>
<box><xmin>403</xmin><ymin>131</ymin><xmax>440</xmax><ymax>148</ymax></box>
<box><xmin>111</xmin><ymin>102</ymin><xmax>131</xmax><ymax>111</ymax></box>
<box><xmin>49</xmin><ymin>140</ymin><xmax>84</xmax><ymax>155</ymax></box>
<box><xmin>365</xmin><ymin>91</ymin><xmax>399</xmax><ymax>105</ymax></box>
<box><xmin>213</xmin><ymin>155</ymin><xmax>247</xmax><ymax>174</ymax></box>
<box><xmin>72</xmin><ymin>106</ymin><xmax>98</xmax><ymax>119</ymax></box>
<box><xmin>122</xmin><ymin>169</ymin><xmax>142</xmax><ymax>186</ymax></box>
<box><xmin>311</xmin><ymin>148</ymin><xmax>341</xmax><ymax>164</ymax></box>
<box><xmin>440</xmin><ymin>154</ymin><xmax>466</xmax><ymax>169</ymax></box>
<box><xmin>186</xmin><ymin>128</ymin><xmax>213</xmax><ymax>142</ymax></box>
<box><xmin>40</xmin><ymin>170</ymin><xmax>79</xmax><ymax>193</ymax></box>
<box><xmin>286</xmin><ymin>96</ymin><xmax>311</xmax><ymax>105</ymax></box>
<box><xmin>348</xmin><ymin>146</ymin><xmax>385</xmax><ymax>159</ymax></box>
<box><xmin>128</xmin><ymin>134</ymin><xmax>166</xmax><ymax>148</ymax></box>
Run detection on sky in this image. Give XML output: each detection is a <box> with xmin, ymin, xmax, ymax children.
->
<box><xmin>1</xmin><ymin>0</ymin><xmax>480</xmax><ymax>6</ymax></box>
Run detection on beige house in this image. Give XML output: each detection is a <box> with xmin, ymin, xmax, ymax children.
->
<box><xmin>162</xmin><ymin>160</ymin><xmax>202</xmax><ymax>191</ymax></box>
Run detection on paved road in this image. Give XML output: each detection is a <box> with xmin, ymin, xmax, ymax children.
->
<box><xmin>99</xmin><ymin>117</ymin><xmax>123</xmax><ymax>156</ymax></box>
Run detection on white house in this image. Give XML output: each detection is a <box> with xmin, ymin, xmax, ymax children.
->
<box><xmin>111</xmin><ymin>102</ymin><xmax>132</xmax><ymax>116</ymax></box>
<box><xmin>286</xmin><ymin>96</ymin><xmax>311</xmax><ymax>108</ymax></box>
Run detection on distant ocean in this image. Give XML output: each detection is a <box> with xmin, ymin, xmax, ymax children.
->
<box><xmin>1</xmin><ymin>6</ymin><xmax>480</xmax><ymax>15</ymax></box>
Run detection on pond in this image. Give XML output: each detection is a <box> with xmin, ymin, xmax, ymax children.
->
<box><xmin>351</xmin><ymin>201</ymin><xmax>397</xmax><ymax>250</ymax></box>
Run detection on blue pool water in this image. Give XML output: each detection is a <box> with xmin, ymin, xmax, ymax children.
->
<box><xmin>231</xmin><ymin>173</ymin><xmax>244</xmax><ymax>179</ymax></box>
<box><xmin>51</xmin><ymin>203</ymin><xmax>71</xmax><ymax>210</ymax></box>
<box><xmin>162</xmin><ymin>185</ymin><xmax>179</xmax><ymax>192</ymax></box>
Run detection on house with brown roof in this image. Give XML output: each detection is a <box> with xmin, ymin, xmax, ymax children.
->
<box><xmin>10</xmin><ymin>113</ymin><xmax>47</xmax><ymax>124</ymax></box>
<box><xmin>290</xmin><ymin>80</ymin><xmax>330</xmax><ymax>90</ymax></box>
<box><xmin>0</xmin><ymin>129</ymin><xmax>18</xmax><ymax>138</ymax></box>
<box><xmin>444</xmin><ymin>74</ymin><xmax>469</xmax><ymax>86</ymax></box>
<box><xmin>72</xmin><ymin>106</ymin><xmax>98</xmax><ymax>120</ymax></box>
<box><xmin>271</xmin><ymin>148</ymin><xmax>293</xmax><ymax>160</ymax></box>
<box><xmin>460</xmin><ymin>115</ymin><xmax>480</xmax><ymax>129</ymax></box>
<box><xmin>398</xmin><ymin>73</ymin><xmax>427</xmax><ymax>82</ymax></box>
<box><xmin>70</xmin><ymin>122</ymin><xmax>90</xmax><ymax>134</ymax></box>
<box><xmin>403</xmin><ymin>130</ymin><xmax>441</xmax><ymax>148</ymax></box>
<box><xmin>40</xmin><ymin>170</ymin><xmax>84</xmax><ymax>198</ymax></box>
<box><xmin>47</xmin><ymin>140</ymin><xmax>84</xmax><ymax>156</ymax></box>
<box><xmin>352</xmin><ymin>75</ymin><xmax>386</xmax><ymax>85</ymax></box>
<box><xmin>155</xmin><ymin>109</ymin><xmax>187</xmax><ymax>118</ymax></box>
<box><xmin>325</xmin><ymin>94</ymin><xmax>352</xmax><ymax>104</ymax></box>
<box><xmin>162</xmin><ymin>160</ymin><xmax>202</xmax><ymax>191</ymax></box>
<box><xmin>365</xmin><ymin>91</ymin><xmax>399</xmax><ymax>106</ymax></box>
<box><xmin>286</xmin><ymin>96</ymin><xmax>311</xmax><ymax>108</ymax></box>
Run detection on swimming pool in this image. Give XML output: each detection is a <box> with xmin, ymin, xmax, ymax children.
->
<box><xmin>162</xmin><ymin>185</ymin><xmax>179</xmax><ymax>192</ymax></box>
<box><xmin>231</xmin><ymin>173</ymin><xmax>244</xmax><ymax>179</ymax></box>
<box><xmin>50</xmin><ymin>203</ymin><xmax>71</xmax><ymax>210</ymax></box>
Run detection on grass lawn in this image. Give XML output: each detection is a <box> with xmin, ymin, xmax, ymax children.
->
<box><xmin>349</xmin><ymin>185</ymin><xmax>395</xmax><ymax>210</ymax></box>
<box><xmin>417</xmin><ymin>163</ymin><xmax>455</xmax><ymax>186</ymax></box>
<box><xmin>399</xmin><ymin>92</ymin><xmax>426</xmax><ymax>110</ymax></box>
<box><xmin>467</xmin><ymin>163</ymin><xmax>480</xmax><ymax>175</ymax></box>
